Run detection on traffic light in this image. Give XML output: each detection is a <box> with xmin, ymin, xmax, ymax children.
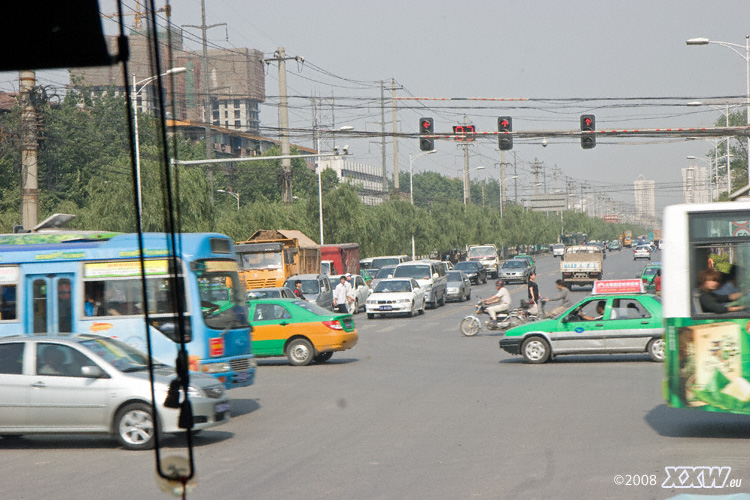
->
<box><xmin>580</xmin><ymin>114</ymin><xmax>596</xmax><ymax>149</ymax></box>
<box><xmin>419</xmin><ymin>117</ymin><xmax>434</xmax><ymax>151</ymax></box>
<box><xmin>498</xmin><ymin>116</ymin><xmax>512</xmax><ymax>150</ymax></box>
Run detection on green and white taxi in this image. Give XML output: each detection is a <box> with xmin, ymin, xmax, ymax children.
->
<box><xmin>499</xmin><ymin>280</ymin><xmax>665</xmax><ymax>364</ymax></box>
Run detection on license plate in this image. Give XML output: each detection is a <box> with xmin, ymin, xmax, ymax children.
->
<box><xmin>379</xmin><ymin>305</ymin><xmax>392</xmax><ymax>311</ymax></box>
<box><xmin>215</xmin><ymin>402</ymin><xmax>231</xmax><ymax>414</ymax></box>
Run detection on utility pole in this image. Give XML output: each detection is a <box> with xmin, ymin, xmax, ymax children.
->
<box><xmin>380</xmin><ymin>81</ymin><xmax>387</xmax><ymax>193</ymax></box>
<box><xmin>183</xmin><ymin>0</ymin><xmax>225</xmax><ymax>205</ymax></box>
<box><xmin>263</xmin><ymin>47</ymin><xmax>302</xmax><ymax>203</ymax></box>
<box><xmin>500</xmin><ymin>150</ymin><xmax>506</xmax><ymax>213</ymax></box>
<box><xmin>391</xmin><ymin>78</ymin><xmax>399</xmax><ymax>194</ymax></box>
<box><xmin>20</xmin><ymin>70</ymin><xmax>37</xmax><ymax>230</ymax></box>
<box><xmin>513</xmin><ymin>152</ymin><xmax>518</xmax><ymax>204</ymax></box>
<box><xmin>463</xmin><ymin>144</ymin><xmax>470</xmax><ymax>204</ymax></box>
<box><xmin>532</xmin><ymin>158</ymin><xmax>541</xmax><ymax>195</ymax></box>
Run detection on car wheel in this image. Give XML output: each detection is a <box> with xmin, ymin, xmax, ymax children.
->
<box><xmin>353</xmin><ymin>299</ymin><xmax>359</xmax><ymax>314</ymax></box>
<box><xmin>286</xmin><ymin>338</ymin><xmax>314</xmax><ymax>366</ymax></box>
<box><xmin>115</xmin><ymin>402</ymin><xmax>156</xmax><ymax>451</ymax></box>
<box><xmin>314</xmin><ymin>351</ymin><xmax>333</xmax><ymax>363</ymax></box>
<box><xmin>466</xmin><ymin>292</ymin><xmax>471</xmax><ymax>301</ymax></box>
<box><xmin>367</xmin><ymin>313</ymin><xmax>375</xmax><ymax>319</ymax></box>
<box><xmin>438</xmin><ymin>292</ymin><xmax>446</xmax><ymax>307</ymax></box>
<box><xmin>460</xmin><ymin>317</ymin><xmax>481</xmax><ymax>336</ymax></box>
<box><xmin>419</xmin><ymin>299</ymin><xmax>425</xmax><ymax>314</ymax></box>
<box><xmin>521</xmin><ymin>336</ymin><xmax>551</xmax><ymax>364</ymax></box>
<box><xmin>483</xmin><ymin>276</ymin><xmax>488</xmax><ymax>284</ymax></box>
<box><xmin>410</xmin><ymin>301</ymin><xmax>418</xmax><ymax>317</ymax></box>
<box><xmin>647</xmin><ymin>338</ymin><xmax>666</xmax><ymax>362</ymax></box>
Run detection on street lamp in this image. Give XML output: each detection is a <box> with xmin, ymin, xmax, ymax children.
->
<box><xmin>217</xmin><ymin>189</ymin><xmax>239</xmax><ymax>210</ymax></box>
<box><xmin>409</xmin><ymin>150</ymin><xmax>437</xmax><ymax>259</ymax></box>
<box><xmin>687</xmin><ymin>101</ymin><xmax>734</xmax><ymax>196</ymax></box>
<box><xmin>133</xmin><ymin>66</ymin><xmax>187</xmax><ymax>225</ymax></box>
<box><xmin>317</xmin><ymin>126</ymin><xmax>354</xmax><ymax>245</ymax></box>
<box><xmin>686</xmin><ymin>36</ymin><xmax>750</xmax><ymax>186</ymax></box>
<box><xmin>463</xmin><ymin>165</ymin><xmax>485</xmax><ymax>206</ymax></box>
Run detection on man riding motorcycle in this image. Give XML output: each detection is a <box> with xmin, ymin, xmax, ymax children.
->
<box><xmin>481</xmin><ymin>280</ymin><xmax>511</xmax><ymax>327</ymax></box>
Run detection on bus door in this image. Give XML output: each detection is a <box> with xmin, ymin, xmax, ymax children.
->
<box><xmin>25</xmin><ymin>274</ymin><xmax>74</xmax><ymax>335</ymax></box>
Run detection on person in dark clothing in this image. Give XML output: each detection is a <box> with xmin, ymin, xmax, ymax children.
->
<box><xmin>527</xmin><ymin>272</ymin><xmax>540</xmax><ymax>315</ymax></box>
<box><xmin>293</xmin><ymin>280</ymin><xmax>307</xmax><ymax>300</ymax></box>
<box><xmin>697</xmin><ymin>268</ymin><xmax>744</xmax><ymax>314</ymax></box>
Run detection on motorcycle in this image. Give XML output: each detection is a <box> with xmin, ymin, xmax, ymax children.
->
<box><xmin>460</xmin><ymin>302</ymin><xmax>524</xmax><ymax>336</ymax></box>
<box><xmin>517</xmin><ymin>299</ymin><xmax>546</xmax><ymax>322</ymax></box>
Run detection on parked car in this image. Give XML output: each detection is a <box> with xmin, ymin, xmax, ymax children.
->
<box><xmin>498</xmin><ymin>259</ymin><xmax>533</xmax><ymax>284</ymax></box>
<box><xmin>0</xmin><ymin>334</ymin><xmax>231</xmax><ymax>450</ymax></box>
<box><xmin>366</xmin><ymin>278</ymin><xmax>426</xmax><ymax>318</ymax></box>
<box><xmin>453</xmin><ymin>260</ymin><xmax>488</xmax><ymax>285</ymax></box>
<box><xmin>499</xmin><ymin>284</ymin><xmax>664</xmax><ymax>364</ymax></box>
<box><xmin>370</xmin><ymin>265</ymin><xmax>397</xmax><ymax>290</ymax></box>
<box><xmin>247</xmin><ymin>299</ymin><xmax>358</xmax><ymax>366</ymax></box>
<box><xmin>446</xmin><ymin>270</ymin><xmax>472</xmax><ymax>302</ymax></box>
<box><xmin>552</xmin><ymin>243</ymin><xmax>565</xmax><ymax>258</ymax></box>
<box><xmin>284</xmin><ymin>274</ymin><xmax>334</xmax><ymax>310</ymax></box>
<box><xmin>331</xmin><ymin>274</ymin><xmax>371</xmax><ymax>313</ymax></box>
<box><xmin>633</xmin><ymin>244</ymin><xmax>652</xmax><ymax>261</ymax></box>
<box><xmin>394</xmin><ymin>260</ymin><xmax>448</xmax><ymax>309</ymax></box>
<box><xmin>246</xmin><ymin>287</ymin><xmax>296</xmax><ymax>300</ymax></box>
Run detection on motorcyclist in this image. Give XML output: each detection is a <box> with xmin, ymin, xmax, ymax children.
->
<box><xmin>481</xmin><ymin>280</ymin><xmax>511</xmax><ymax>327</ymax></box>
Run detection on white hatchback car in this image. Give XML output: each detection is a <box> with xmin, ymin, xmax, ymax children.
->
<box><xmin>0</xmin><ymin>334</ymin><xmax>231</xmax><ymax>450</ymax></box>
<box><xmin>331</xmin><ymin>274</ymin><xmax>371</xmax><ymax>313</ymax></box>
<box><xmin>366</xmin><ymin>278</ymin><xmax>426</xmax><ymax>318</ymax></box>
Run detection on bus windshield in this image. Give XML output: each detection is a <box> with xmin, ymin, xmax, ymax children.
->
<box><xmin>195</xmin><ymin>259</ymin><xmax>249</xmax><ymax>331</ymax></box>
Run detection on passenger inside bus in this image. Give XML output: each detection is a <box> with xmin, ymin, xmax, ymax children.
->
<box><xmin>697</xmin><ymin>268</ymin><xmax>745</xmax><ymax>314</ymax></box>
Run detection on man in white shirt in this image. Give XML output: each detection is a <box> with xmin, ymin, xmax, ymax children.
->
<box><xmin>481</xmin><ymin>280</ymin><xmax>511</xmax><ymax>325</ymax></box>
<box><xmin>333</xmin><ymin>275</ymin><xmax>352</xmax><ymax>313</ymax></box>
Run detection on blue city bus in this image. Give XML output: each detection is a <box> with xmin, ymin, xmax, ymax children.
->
<box><xmin>0</xmin><ymin>231</ymin><xmax>256</xmax><ymax>389</ymax></box>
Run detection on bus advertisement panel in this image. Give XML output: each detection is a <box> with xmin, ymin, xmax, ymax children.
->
<box><xmin>0</xmin><ymin>232</ymin><xmax>256</xmax><ymax>389</ymax></box>
<box><xmin>662</xmin><ymin>202</ymin><xmax>750</xmax><ymax>414</ymax></box>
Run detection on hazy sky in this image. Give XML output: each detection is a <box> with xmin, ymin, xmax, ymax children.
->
<box><xmin>5</xmin><ymin>1</ymin><xmax>750</xmax><ymax>214</ymax></box>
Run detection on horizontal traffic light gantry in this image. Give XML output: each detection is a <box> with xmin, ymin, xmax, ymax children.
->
<box><xmin>419</xmin><ymin>117</ymin><xmax>434</xmax><ymax>151</ymax></box>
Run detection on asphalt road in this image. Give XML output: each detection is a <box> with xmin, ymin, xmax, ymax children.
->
<box><xmin>3</xmin><ymin>249</ymin><xmax>750</xmax><ymax>500</ymax></box>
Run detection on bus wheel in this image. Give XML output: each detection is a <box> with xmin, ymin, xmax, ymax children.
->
<box><xmin>521</xmin><ymin>336</ymin><xmax>550</xmax><ymax>364</ymax></box>
<box><xmin>314</xmin><ymin>351</ymin><xmax>333</xmax><ymax>363</ymax></box>
<box><xmin>115</xmin><ymin>403</ymin><xmax>155</xmax><ymax>450</ymax></box>
<box><xmin>287</xmin><ymin>338</ymin><xmax>314</xmax><ymax>366</ymax></box>
<box><xmin>647</xmin><ymin>338</ymin><xmax>666</xmax><ymax>362</ymax></box>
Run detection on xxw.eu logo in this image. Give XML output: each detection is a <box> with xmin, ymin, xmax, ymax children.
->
<box><xmin>662</xmin><ymin>467</ymin><xmax>736</xmax><ymax>488</ymax></box>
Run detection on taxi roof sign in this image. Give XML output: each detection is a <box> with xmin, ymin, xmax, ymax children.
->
<box><xmin>592</xmin><ymin>279</ymin><xmax>644</xmax><ymax>295</ymax></box>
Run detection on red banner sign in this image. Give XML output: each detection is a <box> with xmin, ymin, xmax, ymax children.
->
<box><xmin>592</xmin><ymin>279</ymin><xmax>643</xmax><ymax>295</ymax></box>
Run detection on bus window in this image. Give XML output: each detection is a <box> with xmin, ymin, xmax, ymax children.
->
<box><xmin>0</xmin><ymin>284</ymin><xmax>17</xmax><ymax>320</ymax></box>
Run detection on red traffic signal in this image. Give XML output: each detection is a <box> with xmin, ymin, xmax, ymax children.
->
<box><xmin>498</xmin><ymin>116</ymin><xmax>512</xmax><ymax>150</ymax></box>
<box><xmin>419</xmin><ymin>117</ymin><xmax>434</xmax><ymax>151</ymax></box>
<box><xmin>580</xmin><ymin>114</ymin><xmax>595</xmax><ymax>149</ymax></box>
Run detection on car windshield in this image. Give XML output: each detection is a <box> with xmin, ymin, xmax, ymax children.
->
<box><xmin>247</xmin><ymin>290</ymin><xmax>278</xmax><ymax>299</ymax></box>
<box><xmin>468</xmin><ymin>247</ymin><xmax>495</xmax><ymax>258</ymax></box>
<box><xmin>287</xmin><ymin>279</ymin><xmax>320</xmax><ymax>294</ymax></box>
<box><xmin>78</xmin><ymin>336</ymin><xmax>157</xmax><ymax>372</ymax></box>
<box><xmin>393</xmin><ymin>265</ymin><xmax>431</xmax><ymax>280</ymax></box>
<box><xmin>375</xmin><ymin>267</ymin><xmax>396</xmax><ymax>279</ymax></box>
<box><xmin>371</xmin><ymin>258</ymin><xmax>400</xmax><ymax>268</ymax></box>
<box><xmin>374</xmin><ymin>280</ymin><xmax>412</xmax><ymax>293</ymax></box>
<box><xmin>447</xmin><ymin>271</ymin><xmax>463</xmax><ymax>281</ymax></box>
<box><xmin>642</xmin><ymin>268</ymin><xmax>659</xmax><ymax>276</ymax></box>
<box><xmin>503</xmin><ymin>261</ymin><xmax>525</xmax><ymax>268</ymax></box>
<box><xmin>292</xmin><ymin>300</ymin><xmax>336</xmax><ymax>316</ymax></box>
<box><xmin>454</xmin><ymin>262</ymin><xmax>477</xmax><ymax>271</ymax></box>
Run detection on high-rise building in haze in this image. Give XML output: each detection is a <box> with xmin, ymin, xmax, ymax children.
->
<box><xmin>634</xmin><ymin>174</ymin><xmax>655</xmax><ymax>219</ymax></box>
<box><xmin>682</xmin><ymin>167</ymin><xmax>709</xmax><ymax>203</ymax></box>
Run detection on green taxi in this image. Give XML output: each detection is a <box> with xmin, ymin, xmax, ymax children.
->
<box><xmin>639</xmin><ymin>263</ymin><xmax>661</xmax><ymax>292</ymax></box>
<box><xmin>499</xmin><ymin>280</ymin><xmax>664</xmax><ymax>364</ymax></box>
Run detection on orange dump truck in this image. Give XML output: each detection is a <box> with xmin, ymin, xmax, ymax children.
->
<box><xmin>235</xmin><ymin>230</ymin><xmax>320</xmax><ymax>290</ymax></box>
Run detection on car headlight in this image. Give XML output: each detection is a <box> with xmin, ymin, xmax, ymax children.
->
<box><xmin>398</xmin><ymin>298</ymin><xmax>411</xmax><ymax>303</ymax></box>
<box><xmin>201</xmin><ymin>362</ymin><xmax>231</xmax><ymax>374</ymax></box>
<box><xmin>186</xmin><ymin>385</ymin><xmax>204</xmax><ymax>398</ymax></box>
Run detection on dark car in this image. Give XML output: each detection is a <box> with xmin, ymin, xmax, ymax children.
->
<box><xmin>453</xmin><ymin>261</ymin><xmax>488</xmax><ymax>285</ymax></box>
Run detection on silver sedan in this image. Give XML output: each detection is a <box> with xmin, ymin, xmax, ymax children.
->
<box><xmin>0</xmin><ymin>334</ymin><xmax>231</xmax><ymax>450</ymax></box>
<box><xmin>446</xmin><ymin>270</ymin><xmax>472</xmax><ymax>302</ymax></box>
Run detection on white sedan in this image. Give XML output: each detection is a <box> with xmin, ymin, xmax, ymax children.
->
<box><xmin>633</xmin><ymin>244</ymin><xmax>651</xmax><ymax>261</ymax></box>
<box><xmin>366</xmin><ymin>278</ymin><xmax>426</xmax><ymax>318</ymax></box>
